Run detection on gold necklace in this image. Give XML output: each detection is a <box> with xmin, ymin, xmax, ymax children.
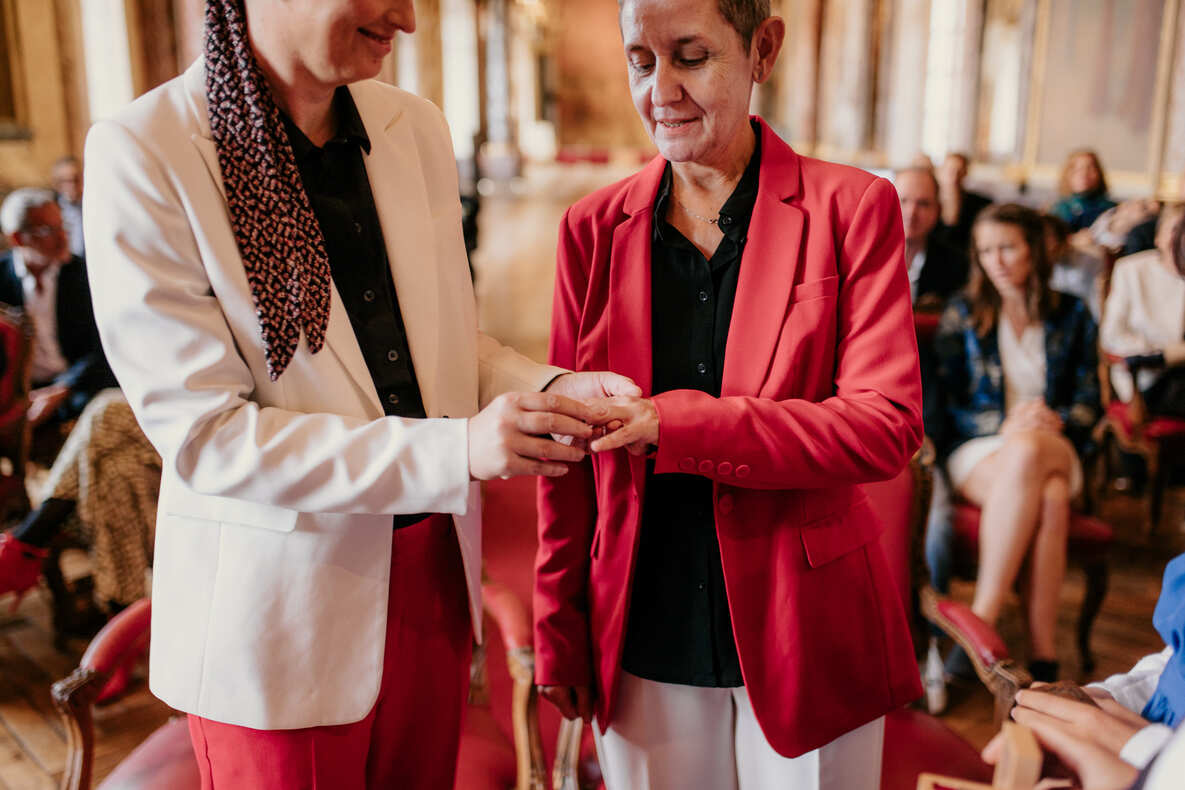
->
<box><xmin>675</xmin><ymin>195</ymin><xmax>720</xmax><ymax>225</ymax></box>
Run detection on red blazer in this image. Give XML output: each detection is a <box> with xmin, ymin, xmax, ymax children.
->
<box><xmin>533</xmin><ymin>118</ymin><xmax>924</xmax><ymax>758</ymax></box>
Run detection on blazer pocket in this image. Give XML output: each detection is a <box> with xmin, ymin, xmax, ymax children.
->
<box><xmin>163</xmin><ymin>480</ymin><xmax>299</xmax><ymax>533</ymax></box>
<box><xmin>800</xmin><ymin>499</ymin><xmax>883</xmax><ymax>568</ymax></box>
<box><xmin>790</xmin><ymin>276</ymin><xmax>839</xmax><ymax>304</ymax></box>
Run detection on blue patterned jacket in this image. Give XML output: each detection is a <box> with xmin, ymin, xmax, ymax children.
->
<box><xmin>926</xmin><ymin>293</ymin><xmax>1100</xmax><ymax>461</ymax></box>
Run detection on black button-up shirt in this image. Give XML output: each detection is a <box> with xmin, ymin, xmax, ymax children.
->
<box><xmin>282</xmin><ymin>87</ymin><xmax>429</xmax><ymax>529</ymax></box>
<box><xmin>621</xmin><ymin>127</ymin><xmax>761</xmax><ymax>687</ymax></box>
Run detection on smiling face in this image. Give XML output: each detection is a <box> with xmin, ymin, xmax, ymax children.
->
<box><xmin>249</xmin><ymin>0</ymin><xmax>414</xmax><ymax>89</ymax></box>
<box><xmin>974</xmin><ymin>220</ymin><xmax>1033</xmax><ymax>296</ymax></box>
<box><xmin>619</xmin><ymin>0</ymin><xmax>774</xmax><ymax>169</ymax></box>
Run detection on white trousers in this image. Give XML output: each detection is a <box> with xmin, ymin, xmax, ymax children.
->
<box><xmin>594</xmin><ymin>672</ymin><xmax>884</xmax><ymax>790</ymax></box>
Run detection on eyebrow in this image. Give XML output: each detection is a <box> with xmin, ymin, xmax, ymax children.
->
<box><xmin>626</xmin><ymin>35</ymin><xmax>707</xmax><ymax>53</ymax></box>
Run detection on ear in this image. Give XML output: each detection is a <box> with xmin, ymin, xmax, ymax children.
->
<box><xmin>751</xmin><ymin>17</ymin><xmax>785</xmax><ymax>84</ymax></box>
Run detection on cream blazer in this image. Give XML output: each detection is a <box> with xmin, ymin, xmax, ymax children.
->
<box><xmin>83</xmin><ymin>60</ymin><xmax>562</xmax><ymax>730</ymax></box>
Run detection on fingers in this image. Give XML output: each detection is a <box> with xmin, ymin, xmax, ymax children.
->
<box><xmin>515</xmin><ymin>391</ymin><xmax>609</xmax><ymax>427</ymax></box>
<box><xmin>517</xmin><ymin>409</ymin><xmax>595</xmax><ymax>441</ymax></box>
<box><xmin>981</xmin><ymin>731</ymin><xmax>1005</xmax><ymax>764</ymax></box>
<box><xmin>1014</xmin><ymin>688</ymin><xmax>1097</xmax><ymax>725</ymax></box>
<box><xmin>590</xmin><ymin>422</ymin><xmax>644</xmax><ymax>453</ymax></box>
<box><xmin>601</xmin><ymin>373</ymin><xmax>643</xmax><ymax>398</ymax></box>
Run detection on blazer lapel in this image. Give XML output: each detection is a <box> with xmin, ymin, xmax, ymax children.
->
<box><xmin>357</xmin><ymin>91</ymin><xmax>443</xmax><ymax>417</ymax></box>
<box><xmin>722</xmin><ymin>120</ymin><xmax>806</xmax><ymax>397</ymax></box>
<box><xmin>609</xmin><ymin>156</ymin><xmax>665</xmax><ymax>493</ymax></box>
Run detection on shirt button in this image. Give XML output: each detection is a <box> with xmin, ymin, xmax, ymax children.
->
<box><xmin>387</xmin><ymin>393</ymin><xmax>400</xmax><ymax>406</ymax></box>
<box><xmin>698</xmin><ymin>290</ymin><xmax>710</xmax><ymax>302</ymax></box>
<box><xmin>697</xmin><ymin>582</ymin><xmax>707</xmax><ymax>592</ymax></box>
<box><xmin>353</xmin><ymin>222</ymin><xmax>363</xmax><ymax>233</ymax></box>
<box><xmin>387</xmin><ymin>349</ymin><xmax>399</xmax><ymax>362</ymax></box>
<box><xmin>363</xmin><ymin>289</ymin><xmax>376</xmax><ymax>302</ymax></box>
<box><xmin>698</xmin><ymin>459</ymin><xmax>715</xmax><ymax>475</ymax></box>
<box><xmin>735</xmin><ymin>464</ymin><xmax>751</xmax><ymax>479</ymax></box>
<box><xmin>719</xmin><ymin>215</ymin><xmax>733</xmax><ymax>227</ymax></box>
<box><xmin>696</xmin><ymin>362</ymin><xmax>708</xmax><ymax>375</ymax></box>
<box><xmin>717</xmin><ymin>461</ymin><xmax>733</xmax><ymax>476</ymax></box>
<box><xmin>679</xmin><ymin>457</ymin><xmax>696</xmax><ymax>473</ymax></box>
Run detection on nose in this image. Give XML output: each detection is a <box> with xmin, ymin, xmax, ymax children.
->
<box><xmin>651</xmin><ymin>59</ymin><xmax>682</xmax><ymax>107</ymax></box>
<box><xmin>387</xmin><ymin>0</ymin><xmax>416</xmax><ymax>33</ymax></box>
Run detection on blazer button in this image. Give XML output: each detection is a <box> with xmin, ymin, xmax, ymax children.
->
<box><xmin>717</xmin><ymin>461</ymin><xmax>733</xmax><ymax>476</ymax></box>
<box><xmin>718</xmin><ymin>494</ymin><xmax>735</xmax><ymax>515</ymax></box>
<box><xmin>698</xmin><ymin>459</ymin><xmax>715</xmax><ymax>475</ymax></box>
<box><xmin>679</xmin><ymin>457</ymin><xmax>696</xmax><ymax>473</ymax></box>
<box><xmin>735</xmin><ymin>464</ymin><xmax>751</xmax><ymax>479</ymax></box>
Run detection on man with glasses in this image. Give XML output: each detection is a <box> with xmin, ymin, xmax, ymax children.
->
<box><xmin>0</xmin><ymin>188</ymin><xmax>115</xmax><ymax>424</ymax></box>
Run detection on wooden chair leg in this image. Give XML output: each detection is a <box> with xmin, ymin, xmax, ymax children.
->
<box><xmin>1148</xmin><ymin>453</ymin><xmax>1165</xmax><ymax>538</ymax></box>
<box><xmin>1078</xmin><ymin>559</ymin><xmax>1109</xmax><ymax>675</ymax></box>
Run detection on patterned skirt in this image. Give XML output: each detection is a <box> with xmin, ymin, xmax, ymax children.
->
<box><xmin>39</xmin><ymin>389</ymin><xmax>161</xmax><ymax>606</ymax></box>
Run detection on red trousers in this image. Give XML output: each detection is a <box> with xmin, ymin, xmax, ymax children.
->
<box><xmin>188</xmin><ymin>515</ymin><xmax>472</xmax><ymax>789</ymax></box>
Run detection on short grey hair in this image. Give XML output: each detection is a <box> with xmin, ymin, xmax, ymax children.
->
<box><xmin>0</xmin><ymin>187</ymin><xmax>58</xmax><ymax>236</ymax></box>
<box><xmin>619</xmin><ymin>0</ymin><xmax>771</xmax><ymax>47</ymax></box>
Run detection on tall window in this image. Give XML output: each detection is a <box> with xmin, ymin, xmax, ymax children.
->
<box><xmin>0</xmin><ymin>0</ymin><xmax>22</xmax><ymax>134</ymax></box>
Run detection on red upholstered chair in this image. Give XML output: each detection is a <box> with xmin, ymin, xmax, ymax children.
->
<box><xmin>52</xmin><ymin>580</ymin><xmax>549</xmax><ymax>790</ymax></box>
<box><xmin>1094</xmin><ymin>351</ymin><xmax>1185</xmax><ymax>536</ymax></box>
<box><xmin>549</xmin><ymin>449</ymin><xmax>994</xmax><ymax>790</ymax></box>
<box><xmin>948</xmin><ymin>501</ymin><xmax>1112</xmax><ymax>673</ymax></box>
<box><xmin>0</xmin><ymin>303</ymin><xmax>34</xmax><ymax>522</ymax></box>
<box><xmin>921</xmin><ymin>587</ymin><xmax>1031</xmax><ymax>728</ymax></box>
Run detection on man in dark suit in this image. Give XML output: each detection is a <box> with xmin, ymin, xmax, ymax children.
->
<box><xmin>896</xmin><ymin>166</ymin><xmax>970</xmax><ymax>309</ymax></box>
<box><xmin>0</xmin><ymin>188</ymin><xmax>115</xmax><ymax>423</ymax></box>
<box><xmin>937</xmin><ymin>152</ymin><xmax>992</xmax><ymax>251</ymax></box>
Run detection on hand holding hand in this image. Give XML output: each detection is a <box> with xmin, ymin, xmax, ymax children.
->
<box><xmin>538</xmin><ymin>684</ymin><xmax>594</xmax><ymax>723</ymax></box>
<box><xmin>467</xmin><ymin>392</ymin><xmax>604</xmax><ymax>480</ymax></box>
<box><xmin>586</xmin><ymin>396</ymin><xmax>659</xmax><ymax>455</ymax></box>
<box><xmin>979</xmin><ymin>688</ymin><xmax>1141</xmax><ymax>790</ymax></box>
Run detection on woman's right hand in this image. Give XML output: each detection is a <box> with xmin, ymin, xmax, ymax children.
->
<box><xmin>539</xmin><ymin>684</ymin><xmax>595</xmax><ymax>723</ymax></box>
<box><xmin>1002</xmin><ymin>400</ymin><xmax>1064</xmax><ymax>436</ymax></box>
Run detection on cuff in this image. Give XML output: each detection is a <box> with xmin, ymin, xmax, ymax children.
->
<box><xmin>1120</xmin><ymin>724</ymin><xmax>1175</xmax><ymax>769</ymax></box>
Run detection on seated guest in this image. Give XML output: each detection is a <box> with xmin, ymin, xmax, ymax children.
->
<box><xmin>897</xmin><ymin>165</ymin><xmax>970</xmax><ymax>307</ymax></box>
<box><xmin>1045</xmin><ymin>213</ymin><xmax>1104</xmax><ymax>319</ymax></box>
<box><xmin>932</xmin><ymin>203</ymin><xmax>1099</xmax><ymax>682</ymax></box>
<box><xmin>51</xmin><ymin>156</ymin><xmax>85</xmax><ymax>258</ymax></box>
<box><xmin>936</xmin><ymin>151</ymin><xmax>992</xmax><ymax>251</ymax></box>
<box><xmin>1051</xmin><ymin>148</ymin><xmax>1117</xmax><ymax>232</ymax></box>
<box><xmin>982</xmin><ymin>552</ymin><xmax>1185</xmax><ymax>787</ymax></box>
<box><xmin>1099</xmin><ymin>204</ymin><xmax>1185</xmax><ymax>418</ymax></box>
<box><xmin>1091</xmin><ymin>198</ymin><xmax>1161</xmax><ymax>257</ymax></box>
<box><xmin>0</xmin><ymin>188</ymin><xmax>116</xmax><ymax>423</ymax></box>
<box><xmin>0</xmin><ymin>390</ymin><xmax>160</xmax><ymax>610</ymax></box>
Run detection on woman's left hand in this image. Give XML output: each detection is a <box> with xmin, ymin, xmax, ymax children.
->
<box><xmin>587</xmin><ymin>396</ymin><xmax>659</xmax><ymax>456</ymax></box>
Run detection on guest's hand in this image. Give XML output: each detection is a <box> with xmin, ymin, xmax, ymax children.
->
<box><xmin>28</xmin><ymin>384</ymin><xmax>70</xmax><ymax>427</ymax></box>
<box><xmin>539</xmin><ymin>684</ymin><xmax>594</xmax><ymax>723</ymax></box>
<box><xmin>1002</xmin><ymin>400</ymin><xmax>1063</xmax><ymax>435</ymax></box>
<box><xmin>467</xmin><ymin>392</ymin><xmax>601</xmax><ymax>480</ymax></box>
<box><xmin>979</xmin><ymin>688</ymin><xmax>1141</xmax><ymax>790</ymax></box>
<box><xmin>586</xmin><ymin>396</ymin><xmax>659</xmax><ymax>456</ymax></box>
<box><xmin>1164</xmin><ymin>340</ymin><xmax>1185</xmax><ymax>367</ymax></box>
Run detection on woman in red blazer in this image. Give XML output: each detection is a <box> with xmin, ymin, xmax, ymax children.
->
<box><xmin>534</xmin><ymin>1</ymin><xmax>923</xmax><ymax>787</ymax></box>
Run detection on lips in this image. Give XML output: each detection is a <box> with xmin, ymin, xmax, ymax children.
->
<box><xmin>358</xmin><ymin>27</ymin><xmax>394</xmax><ymax>46</ymax></box>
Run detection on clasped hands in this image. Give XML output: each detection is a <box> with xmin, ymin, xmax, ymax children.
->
<box><xmin>467</xmin><ymin>371</ymin><xmax>659</xmax><ymax>481</ymax></box>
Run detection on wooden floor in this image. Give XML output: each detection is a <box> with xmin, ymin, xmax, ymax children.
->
<box><xmin>1</xmin><ymin>163</ymin><xmax>1183</xmax><ymax>786</ymax></box>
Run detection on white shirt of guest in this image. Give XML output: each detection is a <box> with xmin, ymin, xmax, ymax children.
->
<box><xmin>907</xmin><ymin>249</ymin><xmax>926</xmax><ymax>304</ymax></box>
<box><xmin>11</xmin><ymin>249</ymin><xmax>69</xmax><ymax>384</ymax></box>
<box><xmin>1100</xmin><ymin>249</ymin><xmax>1185</xmax><ymax>402</ymax></box>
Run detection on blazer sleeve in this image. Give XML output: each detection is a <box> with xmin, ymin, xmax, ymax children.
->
<box><xmin>83</xmin><ymin>118</ymin><xmax>475</xmax><ymax>517</ymax></box>
<box><xmin>650</xmin><ymin>177</ymin><xmax>924</xmax><ymax>488</ymax></box>
<box><xmin>533</xmin><ymin>207</ymin><xmax>597</xmax><ymax>687</ymax></box>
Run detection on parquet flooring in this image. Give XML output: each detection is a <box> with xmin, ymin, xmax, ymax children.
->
<box><xmin>1</xmin><ymin>163</ymin><xmax>1182</xmax><ymax>786</ymax></box>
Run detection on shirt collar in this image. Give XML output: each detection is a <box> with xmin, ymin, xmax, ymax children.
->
<box><xmin>653</xmin><ymin>119</ymin><xmax>762</xmax><ymax>243</ymax></box>
<box><xmin>281</xmin><ymin>85</ymin><xmax>372</xmax><ymax>162</ymax></box>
